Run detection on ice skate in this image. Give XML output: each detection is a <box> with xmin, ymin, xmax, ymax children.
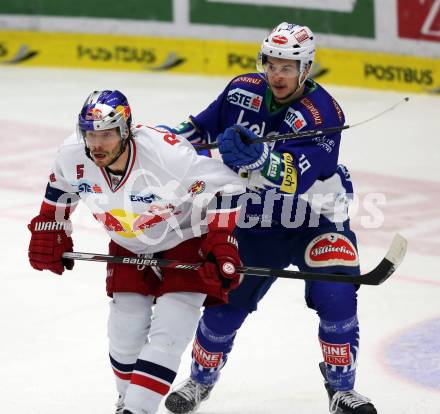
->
<box><xmin>165</xmin><ymin>378</ymin><xmax>214</xmax><ymax>414</ymax></box>
<box><xmin>319</xmin><ymin>362</ymin><xmax>377</xmax><ymax>414</ymax></box>
<box><xmin>115</xmin><ymin>395</ymin><xmax>125</xmax><ymax>414</ymax></box>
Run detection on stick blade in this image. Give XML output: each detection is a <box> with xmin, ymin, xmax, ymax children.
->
<box><xmin>385</xmin><ymin>233</ymin><xmax>407</xmax><ymax>268</ymax></box>
<box><xmin>361</xmin><ymin>233</ymin><xmax>408</xmax><ymax>285</ymax></box>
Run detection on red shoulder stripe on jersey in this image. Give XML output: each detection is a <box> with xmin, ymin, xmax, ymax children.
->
<box><xmin>146</xmin><ymin>125</ymin><xmax>167</xmax><ymax>134</ymax></box>
<box><xmin>40</xmin><ymin>201</ymin><xmax>75</xmax><ymax>219</ymax></box>
<box><xmin>207</xmin><ymin>207</ymin><xmax>240</xmax><ymax>232</ymax></box>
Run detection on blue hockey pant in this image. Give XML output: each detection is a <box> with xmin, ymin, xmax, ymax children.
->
<box><xmin>190</xmin><ymin>220</ymin><xmax>360</xmax><ymax>391</ymax></box>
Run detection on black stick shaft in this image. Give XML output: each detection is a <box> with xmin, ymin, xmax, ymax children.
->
<box><xmin>63</xmin><ymin>233</ymin><xmax>406</xmax><ymax>286</ymax></box>
<box><xmin>194</xmin><ymin>97</ymin><xmax>409</xmax><ymax>150</ymax></box>
<box><xmin>195</xmin><ymin>125</ymin><xmax>349</xmax><ymax>150</ymax></box>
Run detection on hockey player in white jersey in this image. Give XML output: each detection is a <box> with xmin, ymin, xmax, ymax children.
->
<box><xmin>27</xmin><ymin>90</ymin><xmax>246</xmax><ymax>414</ymax></box>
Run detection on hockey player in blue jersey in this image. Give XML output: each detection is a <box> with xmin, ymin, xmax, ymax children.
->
<box><xmin>164</xmin><ymin>22</ymin><xmax>377</xmax><ymax>414</ymax></box>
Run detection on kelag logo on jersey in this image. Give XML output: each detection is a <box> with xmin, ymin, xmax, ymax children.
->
<box><xmin>284</xmin><ymin>108</ymin><xmax>307</xmax><ymax>131</ymax></box>
<box><xmin>227</xmin><ymin>88</ymin><xmax>262</xmax><ymax>112</ymax></box>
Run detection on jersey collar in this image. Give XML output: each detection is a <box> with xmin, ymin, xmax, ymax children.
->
<box><xmin>100</xmin><ymin>139</ymin><xmax>136</xmax><ymax>193</ymax></box>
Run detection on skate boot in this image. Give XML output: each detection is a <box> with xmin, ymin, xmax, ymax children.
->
<box><xmin>115</xmin><ymin>395</ymin><xmax>125</xmax><ymax>414</ymax></box>
<box><xmin>319</xmin><ymin>362</ymin><xmax>377</xmax><ymax>414</ymax></box>
<box><xmin>165</xmin><ymin>378</ymin><xmax>214</xmax><ymax>414</ymax></box>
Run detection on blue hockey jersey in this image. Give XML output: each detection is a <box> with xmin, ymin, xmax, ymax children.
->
<box><xmin>172</xmin><ymin>74</ymin><xmax>353</xmax><ymax>231</ymax></box>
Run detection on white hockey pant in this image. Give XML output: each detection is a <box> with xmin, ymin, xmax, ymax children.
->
<box><xmin>108</xmin><ymin>291</ymin><xmax>206</xmax><ymax>414</ymax></box>
<box><xmin>108</xmin><ymin>293</ymin><xmax>154</xmax><ymax>397</ymax></box>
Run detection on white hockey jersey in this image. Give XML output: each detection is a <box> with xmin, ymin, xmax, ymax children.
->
<box><xmin>44</xmin><ymin>126</ymin><xmax>245</xmax><ymax>254</ymax></box>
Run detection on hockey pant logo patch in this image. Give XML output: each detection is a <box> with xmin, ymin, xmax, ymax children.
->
<box><xmin>305</xmin><ymin>233</ymin><xmax>359</xmax><ymax>268</ymax></box>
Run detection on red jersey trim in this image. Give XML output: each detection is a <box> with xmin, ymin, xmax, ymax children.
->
<box><xmin>207</xmin><ymin>207</ymin><xmax>240</xmax><ymax>232</ymax></box>
<box><xmin>100</xmin><ymin>140</ymin><xmax>137</xmax><ymax>193</ymax></box>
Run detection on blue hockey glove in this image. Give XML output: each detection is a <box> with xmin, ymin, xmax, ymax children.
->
<box><xmin>217</xmin><ymin>125</ymin><xmax>270</xmax><ymax>170</ymax></box>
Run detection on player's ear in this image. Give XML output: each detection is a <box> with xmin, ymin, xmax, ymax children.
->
<box><xmin>299</xmin><ymin>63</ymin><xmax>312</xmax><ymax>84</ymax></box>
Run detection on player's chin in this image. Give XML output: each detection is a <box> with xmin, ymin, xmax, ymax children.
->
<box><xmin>272</xmin><ymin>87</ymin><xmax>289</xmax><ymax>98</ymax></box>
<box><xmin>91</xmin><ymin>154</ymin><xmax>110</xmax><ymax>167</ymax></box>
<box><xmin>273</xmin><ymin>88</ymin><xmax>296</xmax><ymax>102</ymax></box>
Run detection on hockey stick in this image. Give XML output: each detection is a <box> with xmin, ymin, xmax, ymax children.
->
<box><xmin>62</xmin><ymin>234</ymin><xmax>406</xmax><ymax>286</ymax></box>
<box><xmin>195</xmin><ymin>97</ymin><xmax>409</xmax><ymax>150</ymax></box>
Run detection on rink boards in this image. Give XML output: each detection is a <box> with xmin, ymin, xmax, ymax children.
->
<box><xmin>1</xmin><ymin>29</ymin><xmax>439</xmax><ymax>94</ymax></box>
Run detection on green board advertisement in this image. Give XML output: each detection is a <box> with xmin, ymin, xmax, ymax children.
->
<box><xmin>190</xmin><ymin>0</ymin><xmax>375</xmax><ymax>37</ymax></box>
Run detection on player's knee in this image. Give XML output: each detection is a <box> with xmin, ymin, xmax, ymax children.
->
<box><xmin>148</xmin><ymin>292</ymin><xmax>205</xmax><ymax>356</ymax></box>
<box><xmin>108</xmin><ymin>293</ymin><xmax>153</xmax><ymax>359</ymax></box>
<box><xmin>203</xmin><ymin>304</ymin><xmax>249</xmax><ymax>335</ymax></box>
<box><xmin>308</xmin><ymin>283</ymin><xmax>357</xmax><ymax>320</ymax></box>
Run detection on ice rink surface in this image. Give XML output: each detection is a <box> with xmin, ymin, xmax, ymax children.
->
<box><xmin>1</xmin><ymin>66</ymin><xmax>439</xmax><ymax>413</ymax></box>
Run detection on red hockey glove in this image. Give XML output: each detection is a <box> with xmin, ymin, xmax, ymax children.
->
<box><xmin>28</xmin><ymin>214</ymin><xmax>74</xmax><ymax>275</ymax></box>
<box><xmin>199</xmin><ymin>231</ymin><xmax>241</xmax><ymax>290</ymax></box>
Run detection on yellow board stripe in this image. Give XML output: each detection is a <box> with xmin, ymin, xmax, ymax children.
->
<box><xmin>1</xmin><ymin>30</ymin><xmax>439</xmax><ymax>94</ymax></box>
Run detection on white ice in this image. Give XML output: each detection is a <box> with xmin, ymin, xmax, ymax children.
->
<box><xmin>1</xmin><ymin>66</ymin><xmax>439</xmax><ymax>413</ymax></box>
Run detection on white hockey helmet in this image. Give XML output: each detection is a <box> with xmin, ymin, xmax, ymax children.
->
<box><xmin>257</xmin><ymin>22</ymin><xmax>315</xmax><ymax>84</ymax></box>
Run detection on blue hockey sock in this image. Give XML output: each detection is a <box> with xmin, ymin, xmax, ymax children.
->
<box><xmin>319</xmin><ymin>314</ymin><xmax>360</xmax><ymax>391</ymax></box>
<box><xmin>190</xmin><ymin>305</ymin><xmax>248</xmax><ymax>385</ymax></box>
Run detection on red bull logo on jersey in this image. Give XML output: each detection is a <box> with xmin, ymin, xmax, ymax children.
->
<box><xmin>227</xmin><ymin>88</ymin><xmax>263</xmax><ymax>113</ymax></box>
<box><xmin>192</xmin><ymin>338</ymin><xmax>223</xmax><ymax>368</ymax></box>
<box><xmin>93</xmin><ymin>211</ymin><xmax>125</xmax><ymax>232</ymax></box>
<box><xmin>320</xmin><ymin>339</ymin><xmax>351</xmax><ymax>366</ymax></box>
<box><xmin>305</xmin><ymin>233</ymin><xmax>359</xmax><ymax>267</ymax></box>
<box><xmin>133</xmin><ymin>204</ymin><xmax>179</xmax><ymax>231</ymax></box>
<box><xmin>284</xmin><ymin>107</ymin><xmax>307</xmax><ymax>131</ymax></box>
<box><xmin>93</xmin><ymin>205</ymin><xmax>181</xmax><ymax>238</ymax></box>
